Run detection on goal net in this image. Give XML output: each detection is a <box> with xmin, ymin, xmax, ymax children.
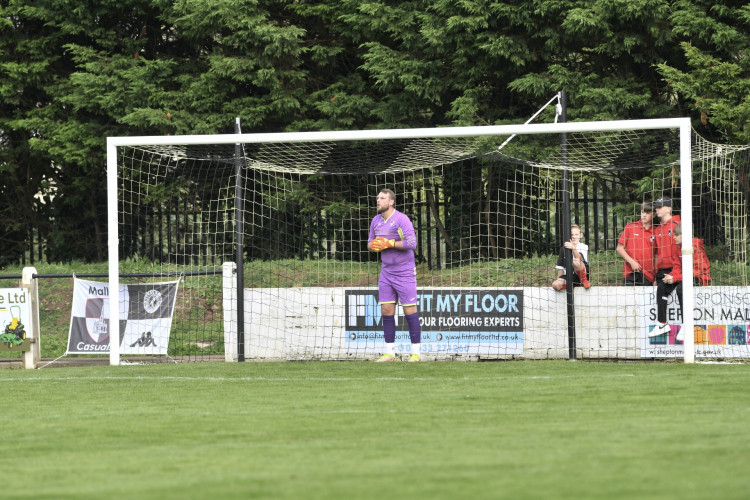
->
<box><xmin>107</xmin><ymin>119</ymin><xmax>750</xmax><ymax>365</ymax></box>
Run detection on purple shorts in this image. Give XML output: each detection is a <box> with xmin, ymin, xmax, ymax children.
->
<box><xmin>379</xmin><ymin>274</ymin><xmax>418</xmax><ymax>306</ymax></box>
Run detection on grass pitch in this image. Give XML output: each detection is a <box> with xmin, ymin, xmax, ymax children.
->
<box><xmin>2</xmin><ymin>361</ymin><xmax>748</xmax><ymax>500</ymax></box>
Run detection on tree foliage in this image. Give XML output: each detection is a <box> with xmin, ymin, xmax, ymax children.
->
<box><xmin>657</xmin><ymin>0</ymin><xmax>750</xmax><ymax>143</ymax></box>
<box><xmin>1</xmin><ymin>0</ymin><xmax>748</xmax><ymax>263</ymax></box>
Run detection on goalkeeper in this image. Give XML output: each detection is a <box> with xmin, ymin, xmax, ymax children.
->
<box><xmin>368</xmin><ymin>188</ymin><xmax>421</xmax><ymax>362</ymax></box>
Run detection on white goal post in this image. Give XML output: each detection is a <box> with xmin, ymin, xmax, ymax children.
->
<box><xmin>106</xmin><ymin>117</ymin><xmax>695</xmax><ymax>366</ymax></box>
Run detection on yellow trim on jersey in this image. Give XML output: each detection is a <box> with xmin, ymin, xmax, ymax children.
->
<box><xmin>378</xmin><ymin>300</ymin><xmax>417</xmax><ymax>306</ymax></box>
<box><xmin>397</xmin><ymin>227</ymin><xmax>404</xmax><ymax>240</ymax></box>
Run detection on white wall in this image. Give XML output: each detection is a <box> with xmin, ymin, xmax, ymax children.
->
<box><xmin>221</xmin><ymin>277</ymin><xmax>691</xmax><ymax>360</ymax></box>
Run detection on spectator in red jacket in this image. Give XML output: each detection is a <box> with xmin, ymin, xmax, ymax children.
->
<box><xmin>650</xmin><ymin>209</ymin><xmax>684</xmax><ymax>341</ymax></box>
<box><xmin>617</xmin><ymin>201</ymin><xmax>656</xmax><ymax>286</ymax></box>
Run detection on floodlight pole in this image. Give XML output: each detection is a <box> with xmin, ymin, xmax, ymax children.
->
<box><xmin>558</xmin><ymin>92</ymin><xmax>577</xmax><ymax>360</ymax></box>
<box><xmin>234</xmin><ymin>118</ymin><xmax>246</xmax><ymax>362</ymax></box>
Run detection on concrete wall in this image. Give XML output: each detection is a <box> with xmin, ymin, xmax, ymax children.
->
<box><xmin>223</xmin><ymin>261</ymin><xmax>749</xmax><ymax>361</ymax></box>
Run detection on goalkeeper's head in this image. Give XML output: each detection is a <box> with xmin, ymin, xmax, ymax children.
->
<box><xmin>377</xmin><ymin>188</ymin><xmax>396</xmax><ymax>214</ymax></box>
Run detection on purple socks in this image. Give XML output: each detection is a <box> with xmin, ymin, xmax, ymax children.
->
<box><xmin>382</xmin><ymin>315</ymin><xmax>396</xmax><ymax>343</ymax></box>
<box><xmin>405</xmin><ymin>312</ymin><xmax>421</xmax><ymax>344</ymax></box>
<box><xmin>383</xmin><ymin>313</ymin><xmax>421</xmax><ymax>344</ymax></box>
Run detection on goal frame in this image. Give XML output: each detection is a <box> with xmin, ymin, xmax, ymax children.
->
<box><xmin>106</xmin><ymin>117</ymin><xmax>695</xmax><ymax>366</ymax></box>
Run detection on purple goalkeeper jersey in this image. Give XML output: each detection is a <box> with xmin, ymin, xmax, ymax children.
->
<box><xmin>369</xmin><ymin>209</ymin><xmax>417</xmax><ymax>277</ymax></box>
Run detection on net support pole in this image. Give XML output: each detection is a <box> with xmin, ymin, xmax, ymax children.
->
<box><xmin>679</xmin><ymin>120</ymin><xmax>695</xmax><ymax>363</ymax></box>
<box><xmin>234</xmin><ymin>118</ymin><xmax>246</xmax><ymax>362</ymax></box>
<box><xmin>106</xmin><ymin>140</ymin><xmax>121</xmax><ymax>366</ymax></box>
<box><xmin>559</xmin><ymin>91</ymin><xmax>577</xmax><ymax>360</ymax></box>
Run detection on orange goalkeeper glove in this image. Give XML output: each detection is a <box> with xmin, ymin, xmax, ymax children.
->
<box><xmin>371</xmin><ymin>237</ymin><xmax>396</xmax><ymax>252</ymax></box>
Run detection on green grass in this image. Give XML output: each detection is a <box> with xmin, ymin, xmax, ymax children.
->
<box><xmin>2</xmin><ymin>361</ymin><xmax>748</xmax><ymax>500</ymax></box>
<box><xmin>254</xmin><ymin>252</ymin><xmax>749</xmax><ymax>287</ymax></box>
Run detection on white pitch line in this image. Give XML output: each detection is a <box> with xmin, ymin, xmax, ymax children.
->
<box><xmin>0</xmin><ymin>373</ymin><xmax>647</xmax><ymax>383</ymax></box>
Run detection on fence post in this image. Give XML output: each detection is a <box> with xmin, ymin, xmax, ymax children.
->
<box><xmin>21</xmin><ymin>267</ymin><xmax>41</xmax><ymax>369</ymax></box>
<box><xmin>222</xmin><ymin>262</ymin><xmax>238</xmax><ymax>362</ymax></box>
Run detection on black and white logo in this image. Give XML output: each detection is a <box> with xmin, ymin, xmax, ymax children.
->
<box><xmin>143</xmin><ymin>289</ymin><xmax>163</xmax><ymax>314</ymax></box>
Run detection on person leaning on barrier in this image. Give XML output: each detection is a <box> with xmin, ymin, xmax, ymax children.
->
<box><xmin>551</xmin><ymin>224</ymin><xmax>591</xmax><ymax>291</ymax></box>
<box><xmin>650</xmin><ymin>220</ymin><xmax>684</xmax><ymax>342</ymax></box>
<box><xmin>616</xmin><ymin>201</ymin><xmax>656</xmax><ymax>286</ymax></box>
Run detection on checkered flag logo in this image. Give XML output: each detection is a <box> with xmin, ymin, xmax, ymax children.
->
<box><xmin>67</xmin><ymin>279</ymin><xmax>179</xmax><ymax>355</ymax></box>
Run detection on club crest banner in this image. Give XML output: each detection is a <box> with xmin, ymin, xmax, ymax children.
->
<box><xmin>67</xmin><ymin>278</ymin><xmax>179</xmax><ymax>355</ymax></box>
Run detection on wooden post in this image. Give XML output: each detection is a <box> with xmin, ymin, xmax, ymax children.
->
<box><xmin>22</xmin><ymin>267</ymin><xmax>41</xmax><ymax>369</ymax></box>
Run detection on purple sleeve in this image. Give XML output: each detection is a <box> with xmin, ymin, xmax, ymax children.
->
<box><xmin>398</xmin><ymin>213</ymin><xmax>417</xmax><ymax>250</ymax></box>
<box><xmin>368</xmin><ymin>217</ymin><xmax>377</xmax><ymax>243</ymax></box>
<box><xmin>375</xmin><ymin>211</ymin><xmax>417</xmax><ymax>275</ymax></box>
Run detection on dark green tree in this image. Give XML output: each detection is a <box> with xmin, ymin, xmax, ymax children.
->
<box><xmin>657</xmin><ymin>0</ymin><xmax>750</xmax><ymax>143</ymax></box>
<box><xmin>0</xmin><ymin>1</ymin><xmax>64</xmax><ymax>264</ymax></box>
<box><xmin>507</xmin><ymin>0</ymin><xmax>679</xmax><ymax>121</ymax></box>
<box><xmin>2</xmin><ymin>0</ymin><xmax>750</xmax><ymax>264</ymax></box>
